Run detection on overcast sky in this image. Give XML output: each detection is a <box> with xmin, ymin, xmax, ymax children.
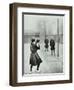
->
<box><xmin>24</xmin><ymin>15</ymin><xmax>64</xmax><ymax>35</ymax></box>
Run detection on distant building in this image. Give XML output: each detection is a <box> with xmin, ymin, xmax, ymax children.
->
<box><xmin>24</xmin><ymin>32</ymin><xmax>40</xmax><ymax>43</ymax></box>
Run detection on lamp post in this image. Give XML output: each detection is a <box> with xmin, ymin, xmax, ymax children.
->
<box><xmin>43</xmin><ymin>21</ymin><xmax>46</xmax><ymax>39</ymax></box>
<box><xmin>57</xmin><ymin>18</ymin><xmax>59</xmax><ymax>57</ymax></box>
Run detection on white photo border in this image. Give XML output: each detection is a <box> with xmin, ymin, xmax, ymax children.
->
<box><xmin>17</xmin><ymin>7</ymin><xmax>70</xmax><ymax>83</ymax></box>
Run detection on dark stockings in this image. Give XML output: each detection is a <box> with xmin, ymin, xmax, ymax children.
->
<box><xmin>30</xmin><ymin>65</ymin><xmax>33</xmax><ymax>71</ymax></box>
<box><xmin>30</xmin><ymin>64</ymin><xmax>40</xmax><ymax>71</ymax></box>
<box><xmin>37</xmin><ymin>63</ymin><xmax>40</xmax><ymax>70</ymax></box>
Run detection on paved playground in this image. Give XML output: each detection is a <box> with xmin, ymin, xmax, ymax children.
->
<box><xmin>23</xmin><ymin>42</ymin><xmax>63</xmax><ymax>75</ymax></box>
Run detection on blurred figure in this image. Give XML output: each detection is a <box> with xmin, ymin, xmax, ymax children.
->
<box><xmin>30</xmin><ymin>39</ymin><xmax>42</xmax><ymax>72</ymax></box>
<box><xmin>30</xmin><ymin>38</ymin><xmax>36</xmax><ymax>72</ymax></box>
<box><xmin>44</xmin><ymin>38</ymin><xmax>49</xmax><ymax>51</ymax></box>
<box><xmin>50</xmin><ymin>39</ymin><xmax>55</xmax><ymax>56</ymax></box>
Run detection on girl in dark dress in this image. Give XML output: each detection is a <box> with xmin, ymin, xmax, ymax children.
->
<box><xmin>30</xmin><ymin>39</ymin><xmax>36</xmax><ymax>71</ymax></box>
<box><xmin>50</xmin><ymin>39</ymin><xmax>55</xmax><ymax>56</ymax></box>
<box><xmin>30</xmin><ymin>39</ymin><xmax>42</xmax><ymax>72</ymax></box>
<box><xmin>44</xmin><ymin>38</ymin><xmax>49</xmax><ymax>51</ymax></box>
<box><xmin>35</xmin><ymin>39</ymin><xmax>42</xmax><ymax>71</ymax></box>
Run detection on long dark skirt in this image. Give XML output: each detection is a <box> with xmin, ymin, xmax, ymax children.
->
<box><xmin>51</xmin><ymin>46</ymin><xmax>55</xmax><ymax>50</ymax></box>
<box><xmin>45</xmin><ymin>44</ymin><xmax>49</xmax><ymax>48</ymax></box>
<box><xmin>30</xmin><ymin>52</ymin><xmax>42</xmax><ymax>66</ymax></box>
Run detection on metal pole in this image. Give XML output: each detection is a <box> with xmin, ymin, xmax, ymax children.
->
<box><xmin>43</xmin><ymin>21</ymin><xmax>46</xmax><ymax>39</ymax></box>
<box><xmin>57</xmin><ymin>18</ymin><xmax>59</xmax><ymax>57</ymax></box>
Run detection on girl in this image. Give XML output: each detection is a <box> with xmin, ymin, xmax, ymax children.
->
<box><xmin>30</xmin><ymin>39</ymin><xmax>42</xmax><ymax>72</ymax></box>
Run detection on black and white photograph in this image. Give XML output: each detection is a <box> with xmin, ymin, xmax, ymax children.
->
<box><xmin>10</xmin><ymin>3</ymin><xmax>72</xmax><ymax>86</ymax></box>
<box><xmin>22</xmin><ymin>13</ymin><xmax>64</xmax><ymax>76</ymax></box>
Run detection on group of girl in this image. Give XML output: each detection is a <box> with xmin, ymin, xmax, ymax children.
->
<box><xmin>29</xmin><ymin>38</ymin><xmax>55</xmax><ymax>72</ymax></box>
